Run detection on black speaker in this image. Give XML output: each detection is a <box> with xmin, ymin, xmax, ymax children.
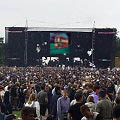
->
<box><xmin>6</xmin><ymin>27</ymin><xmax>25</xmax><ymax>66</ymax></box>
<box><xmin>94</xmin><ymin>28</ymin><xmax>116</xmax><ymax>68</ymax></box>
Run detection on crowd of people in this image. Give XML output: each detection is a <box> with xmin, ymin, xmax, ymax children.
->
<box><xmin>0</xmin><ymin>66</ymin><xmax>120</xmax><ymax>120</ymax></box>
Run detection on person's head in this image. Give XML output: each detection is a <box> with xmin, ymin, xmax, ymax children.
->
<box><xmin>117</xmin><ymin>81</ymin><xmax>120</xmax><ymax>85</ymax></box>
<box><xmin>86</xmin><ymin>83</ymin><xmax>93</xmax><ymax>93</ymax></box>
<box><xmin>21</xmin><ymin>107</ymin><xmax>36</xmax><ymax>120</ymax></box>
<box><xmin>76</xmin><ymin>89</ymin><xmax>83</xmax><ymax>95</ymax></box>
<box><xmin>28</xmin><ymin>93</ymin><xmax>37</xmax><ymax>104</ymax></box>
<box><xmin>87</xmin><ymin>95</ymin><xmax>94</xmax><ymax>103</ymax></box>
<box><xmin>0</xmin><ymin>85</ymin><xmax>4</xmax><ymax>91</ymax></box>
<box><xmin>80</xmin><ymin>105</ymin><xmax>91</xmax><ymax>118</ymax></box>
<box><xmin>55</xmin><ymin>85</ymin><xmax>61</xmax><ymax>95</ymax></box>
<box><xmin>45</xmin><ymin>83</ymin><xmax>49</xmax><ymax>92</ymax></box>
<box><xmin>62</xmin><ymin>85</ymin><xmax>68</xmax><ymax>97</ymax></box>
<box><xmin>115</xmin><ymin>97</ymin><xmax>120</xmax><ymax>105</ymax></box>
<box><xmin>98</xmin><ymin>90</ymin><xmax>106</xmax><ymax>100</ymax></box>
<box><xmin>41</xmin><ymin>83</ymin><xmax>45</xmax><ymax>90</ymax></box>
<box><xmin>113</xmin><ymin>105</ymin><xmax>120</xmax><ymax>120</ymax></box>
<box><xmin>74</xmin><ymin>92</ymin><xmax>83</xmax><ymax>102</ymax></box>
<box><xmin>93</xmin><ymin>84</ymin><xmax>100</xmax><ymax>94</ymax></box>
<box><xmin>68</xmin><ymin>82</ymin><xmax>72</xmax><ymax>88</ymax></box>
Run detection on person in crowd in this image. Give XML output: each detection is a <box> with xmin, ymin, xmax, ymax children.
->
<box><xmin>113</xmin><ymin>96</ymin><xmax>120</xmax><ymax>107</ymax></box>
<box><xmin>115</xmin><ymin>81</ymin><xmax>120</xmax><ymax>98</ymax></box>
<box><xmin>68</xmin><ymin>92</ymin><xmax>83</xmax><ymax>120</ymax></box>
<box><xmin>45</xmin><ymin>83</ymin><xmax>52</xmax><ymax>114</ymax></box>
<box><xmin>51</xmin><ymin>85</ymin><xmax>61</xmax><ymax>120</ymax></box>
<box><xmin>10</xmin><ymin>83</ymin><xmax>19</xmax><ymax>111</ymax></box>
<box><xmin>0</xmin><ymin>95</ymin><xmax>6</xmax><ymax>114</ymax></box>
<box><xmin>107</xmin><ymin>81</ymin><xmax>116</xmax><ymax>102</ymax></box>
<box><xmin>37</xmin><ymin>83</ymin><xmax>48</xmax><ymax>120</ymax></box>
<box><xmin>52</xmin><ymin>83</ymin><xmax>58</xmax><ymax>96</ymax></box>
<box><xmin>18</xmin><ymin>85</ymin><xmax>25</xmax><ymax>110</ymax></box>
<box><xmin>57</xmin><ymin>85</ymin><xmax>70</xmax><ymax>120</ymax></box>
<box><xmin>21</xmin><ymin>106</ymin><xmax>36</xmax><ymax>120</ymax></box>
<box><xmin>113</xmin><ymin>105</ymin><xmax>120</xmax><ymax>120</ymax></box>
<box><xmin>70</xmin><ymin>89</ymin><xmax>83</xmax><ymax>106</ymax></box>
<box><xmin>85</xmin><ymin>95</ymin><xmax>96</xmax><ymax>112</ymax></box>
<box><xmin>87</xmin><ymin>83</ymin><xmax>99</xmax><ymax>105</ymax></box>
<box><xmin>80</xmin><ymin>105</ymin><xmax>103</xmax><ymax>120</ymax></box>
<box><xmin>0</xmin><ymin>111</ymin><xmax>5</xmax><ymax>120</ymax></box>
<box><xmin>115</xmin><ymin>80</ymin><xmax>120</xmax><ymax>96</ymax></box>
<box><xmin>96</xmin><ymin>90</ymin><xmax>113</xmax><ymax>120</ymax></box>
<box><xmin>4</xmin><ymin>86</ymin><xmax>12</xmax><ymax>114</ymax></box>
<box><xmin>25</xmin><ymin>93</ymin><xmax>40</xmax><ymax>120</ymax></box>
<box><xmin>67</xmin><ymin>83</ymin><xmax>76</xmax><ymax>102</ymax></box>
<box><xmin>0</xmin><ymin>85</ymin><xmax>5</xmax><ymax>102</ymax></box>
<box><xmin>35</xmin><ymin>82</ymin><xmax>41</xmax><ymax>94</ymax></box>
<box><xmin>0</xmin><ymin>95</ymin><xmax>6</xmax><ymax>120</ymax></box>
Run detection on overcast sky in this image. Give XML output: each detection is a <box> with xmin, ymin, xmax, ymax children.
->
<box><xmin>0</xmin><ymin>0</ymin><xmax>120</xmax><ymax>37</ymax></box>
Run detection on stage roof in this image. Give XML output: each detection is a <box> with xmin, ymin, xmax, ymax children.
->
<box><xmin>27</xmin><ymin>27</ymin><xmax>93</xmax><ymax>32</ymax></box>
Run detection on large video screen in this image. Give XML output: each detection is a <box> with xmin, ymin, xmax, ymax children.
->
<box><xmin>50</xmin><ymin>33</ymin><xmax>70</xmax><ymax>55</ymax></box>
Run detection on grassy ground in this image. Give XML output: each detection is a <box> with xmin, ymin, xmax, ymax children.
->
<box><xmin>115</xmin><ymin>57</ymin><xmax>120</xmax><ymax>67</ymax></box>
<box><xmin>13</xmin><ymin>111</ymin><xmax>21</xmax><ymax>120</ymax></box>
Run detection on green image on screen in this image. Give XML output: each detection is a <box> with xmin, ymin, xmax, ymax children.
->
<box><xmin>50</xmin><ymin>33</ymin><xmax>70</xmax><ymax>55</ymax></box>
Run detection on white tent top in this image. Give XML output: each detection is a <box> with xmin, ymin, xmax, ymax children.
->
<box><xmin>27</xmin><ymin>27</ymin><xmax>93</xmax><ymax>32</ymax></box>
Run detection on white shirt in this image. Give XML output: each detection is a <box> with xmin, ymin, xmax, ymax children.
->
<box><xmin>81</xmin><ymin>112</ymin><xmax>99</xmax><ymax>120</ymax></box>
<box><xmin>25</xmin><ymin>101</ymin><xmax>40</xmax><ymax>120</ymax></box>
<box><xmin>85</xmin><ymin>102</ymin><xmax>96</xmax><ymax>112</ymax></box>
<box><xmin>115</xmin><ymin>85</ymin><xmax>120</xmax><ymax>93</ymax></box>
<box><xmin>70</xmin><ymin>99</ymin><xmax>76</xmax><ymax>106</ymax></box>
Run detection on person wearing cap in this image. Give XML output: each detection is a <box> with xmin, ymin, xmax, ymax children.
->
<box><xmin>57</xmin><ymin>85</ymin><xmax>70</xmax><ymax>120</ymax></box>
<box><xmin>96</xmin><ymin>90</ymin><xmax>113</xmax><ymax>120</ymax></box>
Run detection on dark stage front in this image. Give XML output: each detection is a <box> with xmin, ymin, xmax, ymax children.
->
<box><xmin>5</xmin><ymin>27</ymin><xmax>116</xmax><ymax>68</ymax></box>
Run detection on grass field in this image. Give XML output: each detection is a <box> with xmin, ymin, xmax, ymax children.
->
<box><xmin>13</xmin><ymin>111</ymin><xmax>21</xmax><ymax>119</ymax></box>
<box><xmin>115</xmin><ymin>57</ymin><xmax>120</xmax><ymax>67</ymax></box>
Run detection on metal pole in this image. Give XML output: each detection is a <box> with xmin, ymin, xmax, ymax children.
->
<box><xmin>92</xmin><ymin>21</ymin><xmax>95</xmax><ymax>65</ymax></box>
<box><xmin>24</xmin><ymin>20</ymin><xmax>28</xmax><ymax>66</ymax></box>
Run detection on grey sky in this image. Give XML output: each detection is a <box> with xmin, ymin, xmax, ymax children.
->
<box><xmin>0</xmin><ymin>0</ymin><xmax>120</xmax><ymax>37</ymax></box>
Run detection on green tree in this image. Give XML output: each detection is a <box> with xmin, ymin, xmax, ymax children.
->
<box><xmin>0</xmin><ymin>43</ymin><xmax>5</xmax><ymax>65</ymax></box>
<box><xmin>116</xmin><ymin>36</ymin><xmax>120</xmax><ymax>57</ymax></box>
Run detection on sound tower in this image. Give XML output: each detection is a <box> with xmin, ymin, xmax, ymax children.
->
<box><xmin>5</xmin><ymin>27</ymin><xmax>25</xmax><ymax>66</ymax></box>
<box><xmin>94</xmin><ymin>28</ymin><xmax>116</xmax><ymax>68</ymax></box>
